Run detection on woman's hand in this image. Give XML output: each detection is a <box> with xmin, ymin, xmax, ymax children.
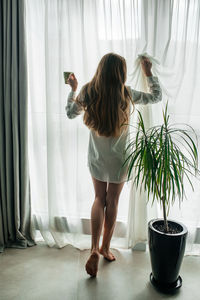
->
<box><xmin>67</xmin><ymin>73</ymin><xmax>78</xmax><ymax>92</ymax></box>
<box><xmin>140</xmin><ymin>56</ymin><xmax>152</xmax><ymax>77</ymax></box>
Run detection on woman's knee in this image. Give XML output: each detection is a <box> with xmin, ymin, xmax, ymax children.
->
<box><xmin>94</xmin><ymin>194</ymin><xmax>107</xmax><ymax>206</ymax></box>
<box><xmin>105</xmin><ymin>194</ymin><xmax>119</xmax><ymax>207</ymax></box>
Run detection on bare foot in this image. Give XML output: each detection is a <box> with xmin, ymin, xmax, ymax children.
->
<box><xmin>99</xmin><ymin>247</ymin><xmax>116</xmax><ymax>261</ymax></box>
<box><xmin>85</xmin><ymin>250</ymin><xmax>100</xmax><ymax>277</ymax></box>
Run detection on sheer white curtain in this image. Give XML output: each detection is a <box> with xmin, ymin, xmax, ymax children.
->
<box><xmin>26</xmin><ymin>0</ymin><xmax>200</xmax><ymax>254</ymax></box>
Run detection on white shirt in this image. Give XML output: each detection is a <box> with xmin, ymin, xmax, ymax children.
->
<box><xmin>65</xmin><ymin>76</ymin><xmax>162</xmax><ymax>183</ymax></box>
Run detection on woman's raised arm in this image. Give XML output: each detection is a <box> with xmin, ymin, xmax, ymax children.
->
<box><xmin>128</xmin><ymin>56</ymin><xmax>162</xmax><ymax>105</ymax></box>
<box><xmin>128</xmin><ymin>76</ymin><xmax>162</xmax><ymax>105</ymax></box>
<box><xmin>65</xmin><ymin>73</ymin><xmax>85</xmax><ymax>119</ymax></box>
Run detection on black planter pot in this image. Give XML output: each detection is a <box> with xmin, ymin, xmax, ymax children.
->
<box><xmin>148</xmin><ymin>218</ymin><xmax>188</xmax><ymax>293</ymax></box>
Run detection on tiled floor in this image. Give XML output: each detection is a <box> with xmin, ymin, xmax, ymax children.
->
<box><xmin>0</xmin><ymin>241</ymin><xmax>199</xmax><ymax>300</ymax></box>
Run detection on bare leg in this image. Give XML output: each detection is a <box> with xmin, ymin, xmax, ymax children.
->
<box><xmin>100</xmin><ymin>181</ymin><xmax>125</xmax><ymax>261</ymax></box>
<box><xmin>85</xmin><ymin>177</ymin><xmax>107</xmax><ymax>276</ymax></box>
<box><xmin>90</xmin><ymin>196</ymin><xmax>105</xmax><ymax>251</ymax></box>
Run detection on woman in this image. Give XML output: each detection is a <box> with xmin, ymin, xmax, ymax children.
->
<box><xmin>65</xmin><ymin>53</ymin><xmax>162</xmax><ymax>277</ymax></box>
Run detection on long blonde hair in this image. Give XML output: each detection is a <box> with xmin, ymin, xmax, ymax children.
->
<box><xmin>77</xmin><ymin>53</ymin><xmax>134</xmax><ymax>137</ymax></box>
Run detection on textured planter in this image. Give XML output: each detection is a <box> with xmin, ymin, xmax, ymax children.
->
<box><xmin>148</xmin><ymin>219</ymin><xmax>188</xmax><ymax>293</ymax></box>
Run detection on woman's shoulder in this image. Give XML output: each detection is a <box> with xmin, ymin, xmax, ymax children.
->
<box><xmin>77</xmin><ymin>83</ymin><xmax>89</xmax><ymax>104</ymax></box>
<box><xmin>79</xmin><ymin>83</ymin><xmax>88</xmax><ymax>95</ymax></box>
<box><xmin>125</xmin><ymin>85</ymin><xmax>133</xmax><ymax>96</ymax></box>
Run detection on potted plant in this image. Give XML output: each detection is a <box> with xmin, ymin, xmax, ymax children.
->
<box><xmin>122</xmin><ymin>103</ymin><xmax>199</xmax><ymax>293</ymax></box>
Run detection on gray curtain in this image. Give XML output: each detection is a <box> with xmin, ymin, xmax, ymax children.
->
<box><xmin>0</xmin><ymin>0</ymin><xmax>36</xmax><ymax>252</ymax></box>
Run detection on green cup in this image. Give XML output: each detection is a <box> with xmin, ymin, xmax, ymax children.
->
<box><xmin>63</xmin><ymin>72</ymin><xmax>72</xmax><ymax>83</ymax></box>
